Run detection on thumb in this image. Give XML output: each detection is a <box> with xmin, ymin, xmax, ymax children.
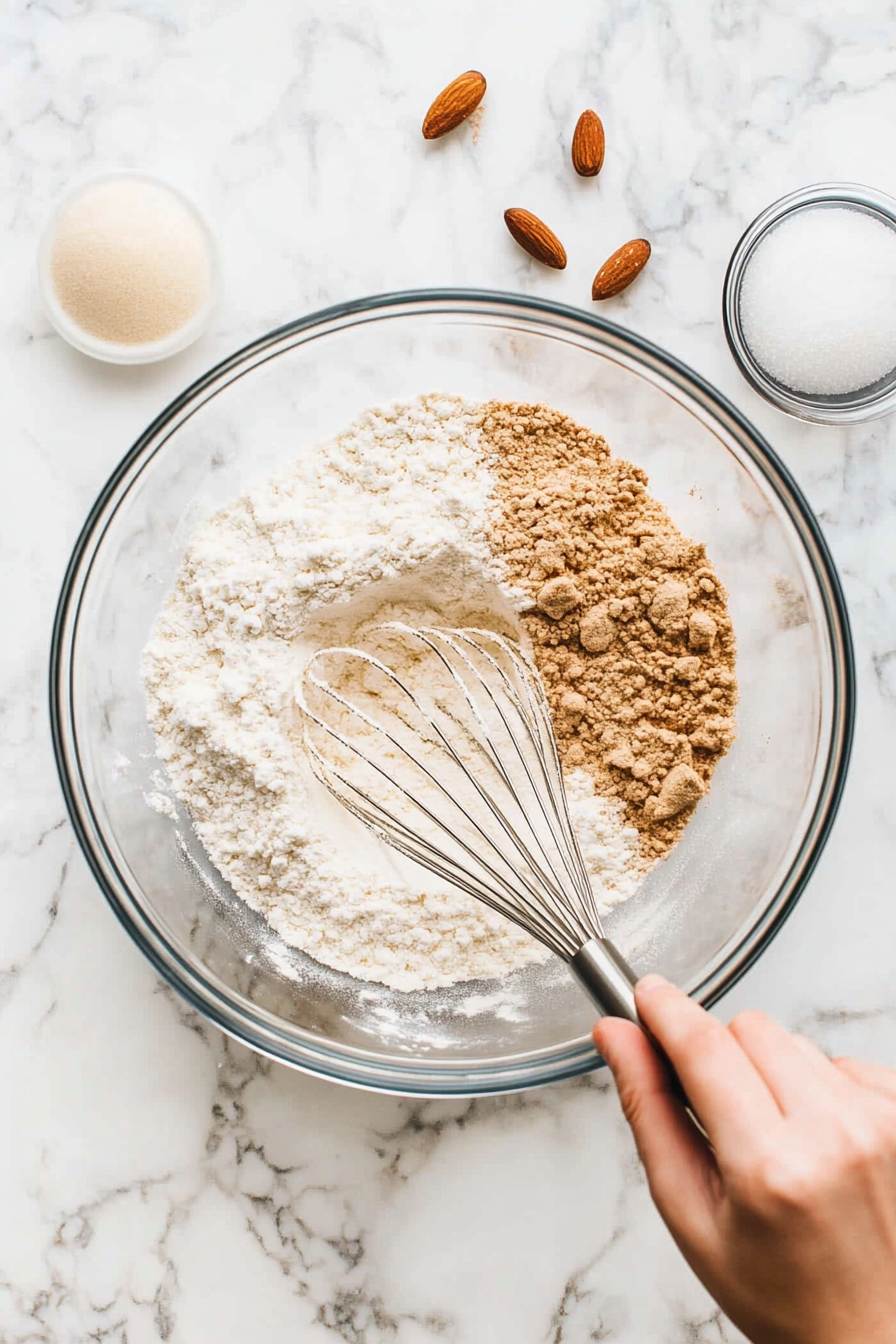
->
<box><xmin>594</xmin><ymin>1017</ymin><xmax>718</xmax><ymax>1231</ymax></box>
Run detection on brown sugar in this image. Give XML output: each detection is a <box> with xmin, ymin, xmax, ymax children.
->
<box><xmin>480</xmin><ymin>401</ymin><xmax>738</xmax><ymax>865</ymax></box>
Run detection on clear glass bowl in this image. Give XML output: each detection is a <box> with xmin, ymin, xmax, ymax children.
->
<box><xmin>50</xmin><ymin>290</ymin><xmax>855</xmax><ymax>1095</ymax></box>
<box><xmin>723</xmin><ymin>182</ymin><xmax>896</xmax><ymax>425</ymax></box>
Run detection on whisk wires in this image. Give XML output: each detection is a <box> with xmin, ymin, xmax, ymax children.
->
<box><xmin>297</xmin><ymin>624</ymin><xmax>606</xmax><ymax>962</ymax></box>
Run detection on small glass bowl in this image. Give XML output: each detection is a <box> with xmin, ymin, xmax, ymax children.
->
<box><xmin>723</xmin><ymin>182</ymin><xmax>896</xmax><ymax>425</ymax></box>
<box><xmin>39</xmin><ymin>171</ymin><xmax>217</xmax><ymax>365</ymax></box>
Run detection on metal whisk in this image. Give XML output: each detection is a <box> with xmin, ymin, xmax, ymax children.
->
<box><xmin>296</xmin><ymin>623</ymin><xmax>642</xmax><ymax>1023</ymax></box>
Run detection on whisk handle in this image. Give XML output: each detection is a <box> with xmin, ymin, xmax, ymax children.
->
<box><xmin>571</xmin><ymin>938</ymin><xmax>696</xmax><ymax>1119</ymax></box>
<box><xmin>570</xmin><ymin>937</ymin><xmax>639</xmax><ymax>1023</ymax></box>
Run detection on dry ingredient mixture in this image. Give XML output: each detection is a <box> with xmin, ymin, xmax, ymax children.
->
<box><xmin>143</xmin><ymin>394</ymin><xmax>737</xmax><ymax>991</ymax></box>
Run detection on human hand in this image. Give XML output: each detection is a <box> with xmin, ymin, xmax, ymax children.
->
<box><xmin>593</xmin><ymin>977</ymin><xmax>896</xmax><ymax>1344</ymax></box>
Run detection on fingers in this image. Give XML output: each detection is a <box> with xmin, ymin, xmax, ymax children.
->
<box><xmin>634</xmin><ymin>976</ymin><xmax>782</xmax><ymax>1157</ymax></box>
<box><xmin>834</xmin><ymin>1056</ymin><xmax>896</xmax><ymax>1104</ymax></box>
<box><xmin>728</xmin><ymin>1010</ymin><xmax>848</xmax><ymax>1114</ymax></box>
<box><xmin>594</xmin><ymin>1017</ymin><xmax>719</xmax><ymax>1239</ymax></box>
<box><xmin>791</xmin><ymin>1032</ymin><xmax>831</xmax><ymax>1062</ymax></box>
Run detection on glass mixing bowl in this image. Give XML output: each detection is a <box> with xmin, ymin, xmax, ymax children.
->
<box><xmin>50</xmin><ymin>290</ymin><xmax>855</xmax><ymax>1095</ymax></box>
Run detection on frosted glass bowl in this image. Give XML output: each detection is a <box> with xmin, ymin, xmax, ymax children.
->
<box><xmin>50</xmin><ymin>291</ymin><xmax>854</xmax><ymax>1095</ymax></box>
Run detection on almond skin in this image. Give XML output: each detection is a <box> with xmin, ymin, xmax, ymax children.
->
<box><xmin>422</xmin><ymin>71</ymin><xmax>487</xmax><ymax>139</ymax></box>
<box><xmin>571</xmin><ymin>110</ymin><xmax>605</xmax><ymax>177</ymax></box>
<box><xmin>504</xmin><ymin>208</ymin><xmax>568</xmax><ymax>270</ymax></box>
<box><xmin>591</xmin><ymin>238</ymin><xmax>651</xmax><ymax>300</ymax></box>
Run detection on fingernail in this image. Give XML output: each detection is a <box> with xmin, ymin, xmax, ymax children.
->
<box><xmin>636</xmin><ymin>974</ymin><xmax>669</xmax><ymax>995</ymax></box>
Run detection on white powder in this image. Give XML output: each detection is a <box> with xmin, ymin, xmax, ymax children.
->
<box><xmin>563</xmin><ymin>769</ymin><xmax>642</xmax><ymax>911</ymax></box>
<box><xmin>143</xmin><ymin>394</ymin><xmax>645</xmax><ymax>991</ymax></box>
<box><xmin>111</xmin><ymin>752</ymin><xmax>131</xmax><ymax>779</ymax></box>
<box><xmin>739</xmin><ymin>206</ymin><xmax>896</xmax><ymax>395</ymax></box>
<box><xmin>144</xmin><ymin>791</ymin><xmax>177</xmax><ymax>821</ymax></box>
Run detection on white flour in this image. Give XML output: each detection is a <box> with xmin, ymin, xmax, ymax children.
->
<box><xmin>143</xmin><ymin>394</ymin><xmax>644</xmax><ymax>991</ymax></box>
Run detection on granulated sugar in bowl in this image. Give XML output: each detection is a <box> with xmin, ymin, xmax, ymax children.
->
<box><xmin>39</xmin><ymin>172</ymin><xmax>215</xmax><ymax>364</ymax></box>
<box><xmin>740</xmin><ymin>207</ymin><xmax>896</xmax><ymax>395</ymax></box>
<box><xmin>724</xmin><ymin>183</ymin><xmax>896</xmax><ymax>424</ymax></box>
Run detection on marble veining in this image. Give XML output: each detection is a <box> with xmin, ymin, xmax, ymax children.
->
<box><xmin>3</xmin><ymin>0</ymin><xmax>896</xmax><ymax>1339</ymax></box>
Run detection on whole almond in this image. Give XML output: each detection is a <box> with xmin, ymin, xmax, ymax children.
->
<box><xmin>422</xmin><ymin>70</ymin><xmax>487</xmax><ymax>139</ymax></box>
<box><xmin>571</xmin><ymin>109</ymin><xmax>605</xmax><ymax>177</ymax></box>
<box><xmin>504</xmin><ymin>208</ymin><xmax>567</xmax><ymax>269</ymax></box>
<box><xmin>591</xmin><ymin>238</ymin><xmax>651</xmax><ymax>300</ymax></box>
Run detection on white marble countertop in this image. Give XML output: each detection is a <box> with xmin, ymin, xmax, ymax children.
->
<box><xmin>3</xmin><ymin>1</ymin><xmax>896</xmax><ymax>1340</ymax></box>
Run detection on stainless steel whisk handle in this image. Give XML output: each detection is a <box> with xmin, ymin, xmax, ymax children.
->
<box><xmin>570</xmin><ymin>938</ymin><xmax>640</xmax><ymax>1023</ymax></box>
<box><xmin>571</xmin><ymin>938</ymin><xmax>694</xmax><ymax>1118</ymax></box>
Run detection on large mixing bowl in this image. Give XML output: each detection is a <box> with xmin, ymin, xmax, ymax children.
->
<box><xmin>50</xmin><ymin>290</ymin><xmax>854</xmax><ymax>1095</ymax></box>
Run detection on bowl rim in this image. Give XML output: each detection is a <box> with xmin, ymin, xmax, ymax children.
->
<box><xmin>49</xmin><ymin>288</ymin><xmax>856</xmax><ymax>1095</ymax></box>
<box><xmin>722</xmin><ymin>181</ymin><xmax>896</xmax><ymax>425</ymax></box>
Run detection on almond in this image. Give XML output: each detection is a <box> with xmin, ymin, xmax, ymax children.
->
<box><xmin>571</xmin><ymin>109</ymin><xmax>605</xmax><ymax>177</ymax></box>
<box><xmin>504</xmin><ymin>208</ymin><xmax>567</xmax><ymax>270</ymax></box>
<box><xmin>591</xmin><ymin>238</ymin><xmax>651</xmax><ymax>300</ymax></box>
<box><xmin>422</xmin><ymin>70</ymin><xmax>487</xmax><ymax>139</ymax></box>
